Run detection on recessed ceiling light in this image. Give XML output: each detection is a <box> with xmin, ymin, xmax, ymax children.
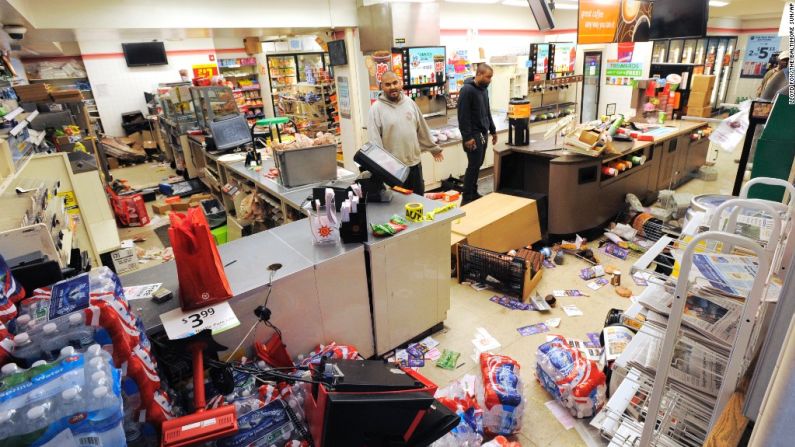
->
<box><xmin>709</xmin><ymin>1</ymin><xmax>729</xmax><ymax>7</ymax></box>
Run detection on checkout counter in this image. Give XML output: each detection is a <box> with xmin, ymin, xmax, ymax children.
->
<box><xmin>123</xmin><ymin>193</ymin><xmax>463</xmax><ymax>358</ymax></box>
<box><xmin>494</xmin><ymin>120</ymin><xmax>710</xmax><ymax>235</ymax></box>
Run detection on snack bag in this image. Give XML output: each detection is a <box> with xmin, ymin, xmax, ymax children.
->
<box><xmin>536</xmin><ymin>335</ymin><xmax>606</xmax><ymax>418</ymax></box>
<box><xmin>478</xmin><ymin>353</ymin><xmax>524</xmax><ymax>436</ymax></box>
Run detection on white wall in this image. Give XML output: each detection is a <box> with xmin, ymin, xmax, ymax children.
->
<box><xmin>9</xmin><ymin>0</ymin><xmax>357</xmax><ymax>29</ymax></box>
<box><xmin>79</xmin><ymin>36</ymin><xmax>216</xmax><ymax>135</ymax></box>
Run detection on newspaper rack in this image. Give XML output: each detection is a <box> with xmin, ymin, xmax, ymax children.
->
<box><xmin>594</xmin><ymin>182</ymin><xmax>794</xmax><ymax>446</ymax></box>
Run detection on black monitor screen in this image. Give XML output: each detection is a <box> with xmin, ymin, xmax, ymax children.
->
<box><xmin>650</xmin><ymin>0</ymin><xmax>708</xmax><ymax>40</ymax></box>
<box><xmin>354</xmin><ymin>143</ymin><xmax>410</xmax><ymax>186</ymax></box>
<box><xmin>328</xmin><ymin>40</ymin><xmax>348</xmax><ymax>66</ymax></box>
<box><xmin>122</xmin><ymin>42</ymin><xmax>168</xmax><ymax>67</ymax></box>
<box><xmin>208</xmin><ymin>114</ymin><xmax>252</xmax><ymax>151</ymax></box>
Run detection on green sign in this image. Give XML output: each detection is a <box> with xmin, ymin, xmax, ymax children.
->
<box><xmin>605</xmin><ymin>62</ymin><xmax>643</xmax><ymax>78</ymax></box>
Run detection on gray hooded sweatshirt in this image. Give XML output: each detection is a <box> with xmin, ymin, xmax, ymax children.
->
<box><xmin>367</xmin><ymin>93</ymin><xmax>441</xmax><ymax>167</ymax></box>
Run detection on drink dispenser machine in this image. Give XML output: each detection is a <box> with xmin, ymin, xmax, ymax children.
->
<box><xmin>508</xmin><ymin>98</ymin><xmax>530</xmax><ymax>146</ymax></box>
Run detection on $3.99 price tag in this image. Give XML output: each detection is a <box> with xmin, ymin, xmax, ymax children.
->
<box><xmin>159</xmin><ymin>301</ymin><xmax>240</xmax><ymax>340</ymax></box>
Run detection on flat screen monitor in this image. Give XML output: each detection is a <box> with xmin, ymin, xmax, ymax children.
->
<box><xmin>650</xmin><ymin>0</ymin><xmax>709</xmax><ymax>40</ymax></box>
<box><xmin>528</xmin><ymin>0</ymin><xmax>555</xmax><ymax>31</ymax></box>
<box><xmin>353</xmin><ymin>143</ymin><xmax>410</xmax><ymax>187</ymax></box>
<box><xmin>406</xmin><ymin>47</ymin><xmax>446</xmax><ymax>86</ymax></box>
<box><xmin>328</xmin><ymin>40</ymin><xmax>348</xmax><ymax>66</ymax></box>
<box><xmin>122</xmin><ymin>42</ymin><xmax>168</xmax><ymax>67</ymax></box>
<box><xmin>552</xmin><ymin>43</ymin><xmax>576</xmax><ymax>74</ymax></box>
<box><xmin>208</xmin><ymin>114</ymin><xmax>252</xmax><ymax>151</ymax></box>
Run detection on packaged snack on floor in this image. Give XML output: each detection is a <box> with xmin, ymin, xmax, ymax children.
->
<box><xmin>535</xmin><ymin>335</ymin><xmax>607</xmax><ymax>418</ymax></box>
<box><xmin>215</xmin><ymin>398</ymin><xmax>310</xmax><ymax>447</ymax></box>
<box><xmin>432</xmin><ymin>375</ymin><xmax>484</xmax><ymax>446</ymax></box>
<box><xmin>477</xmin><ymin>353</ymin><xmax>525</xmax><ymax>436</ymax></box>
<box><xmin>0</xmin><ymin>351</ymin><xmax>125</xmax><ymax>446</ymax></box>
<box><xmin>296</xmin><ymin>342</ymin><xmax>361</xmax><ymax>367</ymax></box>
<box><xmin>481</xmin><ymin>435</ymin><xmax>523</xmax><ymax>447</ymax></box>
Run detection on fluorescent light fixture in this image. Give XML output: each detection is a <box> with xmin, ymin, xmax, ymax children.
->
<box><xmin>445</xmin><ymin>0</ymin><xmax>500</xmax><ymax>4</ymax></box>
<box><xmin>555</xmin><ymin>3</ymin><xmax>579</xmax><ymax>9</ymax></box>
<box><xmin>708</xmin><ymin>1</ymin><xmax>729</xmax><ymax>6</ymax></box>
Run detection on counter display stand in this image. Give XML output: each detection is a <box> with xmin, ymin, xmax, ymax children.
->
<box><xmin>494</xmin><ymin>120</ymin><xmax>710</xmax><ymax>236</ymax></box>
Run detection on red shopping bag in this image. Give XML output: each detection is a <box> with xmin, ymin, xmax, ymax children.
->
<box><xmin>168</xmin><ymin>207</ymin><xmax>232</xmax><ymax>311</ymax></box>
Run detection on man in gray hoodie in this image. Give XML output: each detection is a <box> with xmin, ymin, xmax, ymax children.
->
<box><xmin>368</xmin><ymin>71</ymin><xmax>443</xmax><ymax>195</ymax></box>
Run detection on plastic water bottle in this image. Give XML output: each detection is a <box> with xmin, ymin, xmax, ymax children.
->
<box><xmin>60</xmin><ymin>385</ymin><xmax>85</xmax><ymax>418</ymax></box>
<box><xmin>14</xmin><ymin>314</ymin><xmax>31</xmax><ymax>334</ymax></box>
<box><xmin>12</xmin><ymin>332</ymin><xmax>42</xmax><ymax>367</ymax></box>
<box><xmin>1</xmin><ymin>363</ymin><xmax>20</xmax><ymax>377</ymax></box>
<box><xmin>91</xmin><ymin>386</ymin><xmax>117</xmax><ymax>412</ymax></box>
<box><xmin>0</xmin><ymin>409</ymin><xmax>16</xmax><ymax>440</ymax></box>
<box><xmin>23</xmin><ymin>404</ymin><xmax>50</xmax><ymax>436</ymax></box>
<box><xmin>30</xmin><ymin>360</ymin><xmax>46</xmax><ymax>368</ymax></box>
<box><xmin>66</xmin><ymin>313</ymin><xmax>96</xmax><ymax>349</ymax></box>
<box><xmin>92</xmin><ymin>371</ymin><xmax>110</xmax><ymax>388</ymax></box>
<box><xmin>86</xmin><ymin>343</ymin><xmax>113</xmax><ymax>364</ymax></box>
<box><xmin>59</xmin><ymin>346</ymin><xmax>76</xmax><ymax>359</ymax></box>
<box><xmin>39</xmin><ymin>323</ymin><xmax>62</xmax><ymax>360</ymax></box>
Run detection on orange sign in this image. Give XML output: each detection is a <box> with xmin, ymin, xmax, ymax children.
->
<box><xmin>578</xmin><ymin>0</ymin><xmax>652</xmax><ymax>44</ymax></box>
<box><xmin>192</xmin><ymin>63</ymin><xmax>219</xmax><ymax>79</ymax></box>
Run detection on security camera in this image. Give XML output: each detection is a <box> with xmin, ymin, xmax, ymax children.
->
<box><xmin>3</xmin><ymin>25</ymin><xmax>27</xmax><ymax>40</ymax></box>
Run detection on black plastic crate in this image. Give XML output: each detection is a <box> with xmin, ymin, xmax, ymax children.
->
<box><xmin>457</xmin><ymin>243</ymin><xmax>528</xmax><ymax>298</ymax></box>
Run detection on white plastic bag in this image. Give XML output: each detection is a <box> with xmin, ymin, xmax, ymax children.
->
<box><xmin>709</xmin><ymin>100</ymin><xmax>751</xmax><ymax>152</ymax></box>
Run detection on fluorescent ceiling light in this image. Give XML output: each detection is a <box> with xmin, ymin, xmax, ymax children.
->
<box><xmin>709</xmin><ymin>1</ymin><xmax>729</xmax><ymax>6</ymax></box>
<box><xmin>555</xmin><ymin>3</ymin><xmax>579</xmax><ymax>9</ymax></box>
<box><xmin>445</xmin><ymin>0</ymin><xmax>500</xmax><ymax>4</ymax></box>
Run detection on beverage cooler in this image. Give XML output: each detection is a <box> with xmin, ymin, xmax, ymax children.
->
<box><xmin>391</xmin><ymin>46</ymin><xmax>447</xmax><ymax>118</ymax></box>
<box><xmin>267</xmin><ymin>52</ymin><xmax>331</xmax><ymax>114</ymax></box>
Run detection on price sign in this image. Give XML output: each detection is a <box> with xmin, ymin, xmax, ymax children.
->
<box><xmin>741</xmin><ymin>35</ymin><xmax>779</xmax><ymax>78</ymax></box>
<box><xmin>159</xmin><ymin>301</ymin><xmax>240</xmax><ymax>340</ymax></box>
<box><xmin>192</xmin><ymin>63</ymin><xmax>219</xmax><ymax>79</ymax></box>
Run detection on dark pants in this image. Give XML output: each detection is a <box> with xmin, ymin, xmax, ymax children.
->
<box><xmin>463</xmin><ymin>134</ymin><xmax>487</xmax><ymax>203</ymax></box>
<box><xmin>404</xmin><ymin>163</ymin><xmax>425</xmax><ymax>195</ymax></box>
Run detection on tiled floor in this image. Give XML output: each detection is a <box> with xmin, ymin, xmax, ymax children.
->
<box><xmin>116</xmin><ymin>142</ymin><xmax>742</xmax><ymax>445</ymax></box>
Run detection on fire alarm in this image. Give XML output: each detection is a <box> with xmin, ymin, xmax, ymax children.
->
<box><xmin>209</xmin><ymin>54</ymin><xmax>215</xmax><ymax>61</ymax></box>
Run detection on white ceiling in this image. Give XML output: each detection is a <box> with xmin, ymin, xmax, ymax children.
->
<box><xmin>0</xmin><ymin>0</ymin><xmax>788</xmax><ymax>58</ymax></box>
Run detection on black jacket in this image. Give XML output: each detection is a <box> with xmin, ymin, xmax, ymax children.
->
<box><xmin>457</xmin><ymin>77</ymin><xmax>496</xmax><ymax>142</ymax></box>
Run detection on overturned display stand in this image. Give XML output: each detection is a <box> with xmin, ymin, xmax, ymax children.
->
<box><xmin>593</xmin><ymin>177</ymin><xmax>794</xmax><ymax>446</ymax></box>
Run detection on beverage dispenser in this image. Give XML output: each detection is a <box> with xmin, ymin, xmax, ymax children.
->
<box><xmin>508</xmin><ymin>98</ymin><xmax>530</xmax><ymax>146</ymax></box>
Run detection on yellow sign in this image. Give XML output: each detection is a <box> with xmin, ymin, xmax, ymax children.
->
<box><xmin>192</xmin><ymin>63</ymin><xmax>219</xmax><ymax>79</ymax></box>
<box><xmin>58</xmin><ymin>190</ymin><xmax>80</xmax><ymax>214</ymax></box>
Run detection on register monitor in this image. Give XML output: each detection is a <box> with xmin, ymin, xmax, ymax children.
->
<box><xmin>208</xmin><ymin>114</ymin><xmax>252</xmax><ymax>152</ymax></box>
<box><xmin>353</xmin><ymin>142</ymin><xmax>410</xmax><ymax>202</ymax></box>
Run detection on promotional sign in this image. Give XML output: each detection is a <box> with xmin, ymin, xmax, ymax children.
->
<box><xmin>605</xmin><ymin>62</ymin><xmax>643</xmax><ymax>86</ymax></box>
<box><xmin>578</xmin><ymin>0</ymin><xmax>652</xmax><ymax>44</ymax></box>
<box><xmin>192</xmin><ymin>63</ymin><xmax>219</xmax><ymax>79</ymax></box>
<box><xmin>337</xmin><ymin>76</ymin><xmax>351</xmax><ymax>119</ymax></box>
<box><xmin>553</xmin><ymin>43</ymin><xmax>576</xmax><ymax>74</ymax></box>
<box><xmin>741</xmin><ymin>34</ymin><xmax>780</xmax><ymax>78</ymax></box>
<box><xmin>536</xmin><ymin>44</ymin><xmax>550</xmax><ymax>76</ymax></box>
<box><xmin>407</xmin><ymin>47</ymin><xmax>445</xmax><ymax>85</ymax></box>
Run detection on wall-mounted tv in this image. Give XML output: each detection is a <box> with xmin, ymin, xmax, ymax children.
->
<box><xmin>122</xmin><ymin>42</ymin><xmax>168</xmax><ymax>67</ymax></box>
<box><xmin>650</xmin><ymin>0</ymin><xmax>709</xmax><ymax>40</ymax></box>
<box><xmin>328</xmin><ymin>40</ymin><xmax>348</xmax><ymax>66</ymax></box>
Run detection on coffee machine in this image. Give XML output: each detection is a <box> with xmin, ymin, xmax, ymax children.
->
<box><xmin>508</xmin><ymin>98</ymin><xmax>530</xmax><ymax>146</ymax></box>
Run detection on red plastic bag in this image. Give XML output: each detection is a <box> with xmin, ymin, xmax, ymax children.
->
<box><xmin>169</xmin><ymin>208</ymin><xmax>232</xmax><ymax>311</ymax></box>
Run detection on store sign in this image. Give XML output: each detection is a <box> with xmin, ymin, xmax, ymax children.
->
<box><xmin>337</xmin><ymin>76</ymin><xmax>351</xmax><ymax>119</ymax></box>
<box><xmin>160</xmin><ymin>301</ymin><xmax>240</xmax><ymax>340</ymax></box>
<box><xmin>578</xmin><ymin>0</ymin><xmax>652</xmax><ymax>44</ymax></box>
<box><xmin>605</xmin><ymin>62</ymin><xmax>643</xmax><ymax>86</ymax></box>
<box><xmin>192</xmin><ymin>63</ymin><xmax>219</xmax><ymax>79</ymax></box>
<box><xmin>741</xmin><ymin>34</ymin><xmax>780</xmax><ymax>78</ymax></box>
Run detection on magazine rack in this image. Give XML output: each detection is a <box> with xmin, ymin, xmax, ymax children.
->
<box><xmin>594</xmin><ymin>189</ymin><xmax>792</xmax><ymax>446</ymax></box>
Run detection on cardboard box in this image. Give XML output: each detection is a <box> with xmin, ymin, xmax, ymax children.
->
<box><xmin>143</xmin><ymin>140</ymin><xmax>158</xmax><ymax>150</ymax></box>
<box><xmin>141</xmin><ymin>129</ymin><xmax>154</xmax><ymax>141</ymax></box>
<box><xmin>152</xmin><ymin>202</ymin><xmax>171</xmax><ymax>214</ymax></box>
<box><xmin>127</xmin><ymin>131</ymin><xmax>143</xmax><ymax>149</ymax></box>
<box><xmin>687</xmin><ymin>91</ymin><xmax>711</xmax><ymax>108</ymax></box>
<box><xmin>451</xmin><ymin>193</ymin><xmax>542</xmax><ymax>253</ymax></box>
<box><xmin>690</xmin><ymin>75</ymin><xmax>715</xmax><ymax>93</ymax></box>
<box><xmin>170</xmin><ymin>202</ymin><xmax>191</xmax><ymax>212</ymax></box>
<box><xmin>685</xmin><ymin>106</ymin><xmax>713</xmax><ymax>118</ymax></box>
<box><xmin>107</xmin><ymin>157</ymin><xmax>119</xmax><ymax>170</ymax></box>
<box><xmin>244</xmin><ymin>37</ymin><xmax>262</xmax><ymax>55</ymax></box>
<box><xmin>50</xmin><ymin>89</ymin><xmax>83</xmax><ymax>103</ymax></box>
<box><xmin>188</xmin><ymin>193</ymin><xmax>213</xmax><ymax>205</ymax></box>
<box><xmin>14</xmin><ymin>84</ymin><xmax>50</xmax><ymax>102</ymax></box>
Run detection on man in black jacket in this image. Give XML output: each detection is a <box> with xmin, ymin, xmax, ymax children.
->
<box><xmin>457</xmin><ymin>64</ymin><xmax>496</xmax><ymax>205</ymax></box>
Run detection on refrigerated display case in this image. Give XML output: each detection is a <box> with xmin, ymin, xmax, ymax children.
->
<box><xmin>649</xmin><ymin>36</ymin><xmax>738</xmax><ymax>115</ymax></box>
<box><xmin>391</xmin><ymin>46</ymin><xmax>447</xmax><ymax>118</ymax></box>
